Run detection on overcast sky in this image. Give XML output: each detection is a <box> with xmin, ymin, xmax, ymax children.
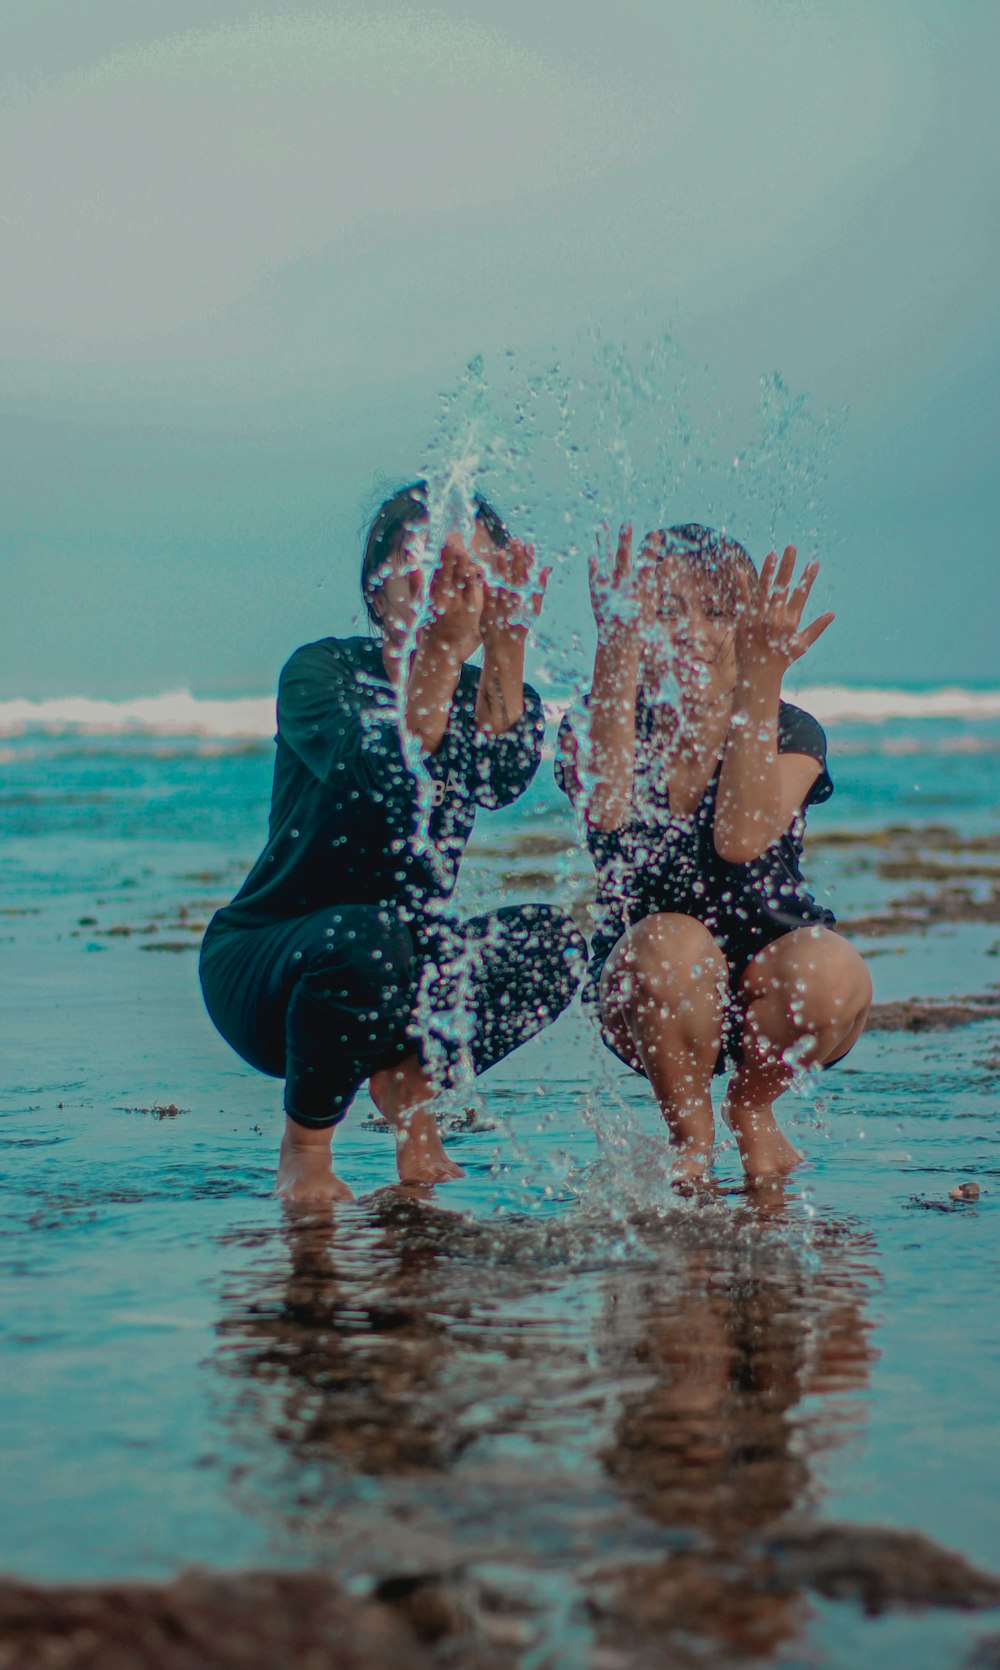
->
<box><xmin>3</xmin><ymin>0</ymin><xmax>998</xmax><ymax>696</ymax></box>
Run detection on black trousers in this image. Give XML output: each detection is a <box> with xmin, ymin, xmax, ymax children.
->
<box><xmin>200</xmin><ymin>904</ymin><xmax>586</xmax><ymax>1129</ymax></box>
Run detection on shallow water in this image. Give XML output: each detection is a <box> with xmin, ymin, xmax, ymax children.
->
<box><xmin>2</xmin><ymin>706</ymin><xmax>999</xmax><ymax>1665</ymax></box>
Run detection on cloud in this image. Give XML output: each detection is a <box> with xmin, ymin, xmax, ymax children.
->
<box><xmin>0</xmin><ymin>11</ymin><xmax>632</xmax><ymax>355</ymax></box>
<box><xmin>1</xmin><ymin>3</ymin><xmax>938</xmax><ymax>362</ymax></box>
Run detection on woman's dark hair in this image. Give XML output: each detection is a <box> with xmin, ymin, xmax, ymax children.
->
<box><xmin>360</xmin><ymin>480</ymin><xmax>510</xmax><ymax>631</ymax></box>
<box><xmin>655</xmin><ymin>522</ymin><xmax>757</xmax><ymax>615</ymax></box>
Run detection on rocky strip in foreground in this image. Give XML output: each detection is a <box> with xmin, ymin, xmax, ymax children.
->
<box><xmin>3</xmin><ymin>1519</ymin><xmax>1000</xmax><ymax>1670</ymax></box>
<box><xmin>841</xmin><ymin>882</ymin><xmax>1000</xmax><ymax>938</ymax></box>
<box><xmin>866</xmin><ymin>992</ymin><xmax>1000</xmax><ymax>1033</ymax></box>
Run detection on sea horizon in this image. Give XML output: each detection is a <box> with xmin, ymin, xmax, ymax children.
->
<box><xmin>3</xmin><ymin>680</ymin><xmax>1000</xmax><ymax>741</ymax></box>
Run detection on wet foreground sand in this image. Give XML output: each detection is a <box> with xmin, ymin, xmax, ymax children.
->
<box><xmin>2</xmin><ymin>815</ymin><xmax>1000</xmax><ymax>1667</ymax></box>
<box><xmin>3</xmin><ymin>1187</ymin><xmax>1000</xmax><ymax>1668</ymax></box>
<box><xmin>3</xmin><ymin>1522</ymin><xmax>1000</xmax><ymax>1669</ymax></box>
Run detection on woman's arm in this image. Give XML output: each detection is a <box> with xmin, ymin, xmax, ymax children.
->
<box><xmin>277</xmin><ymin>539</ymin><xmax>482</xmax><ymax>804</ymax></box>
<box><xmin>404</xmin><ymin>537</ymin><xmax>483</xmax><ymax>756</ymax></box>
<box><xmin>475</xmin><ymin>537</ymin><xmax>550</xmax><ymax>736</ymax></box>
<box><xmin>578</xmin><ymin>526</ymin><xmax>659</xmax><ymax>831</ymax></box>
<box><xmin>714</xmin><ymin>545</ymin><xmax>834</xmax><ymax>863</ymax></box>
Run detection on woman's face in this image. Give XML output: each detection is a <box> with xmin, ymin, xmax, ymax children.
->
<box><xmin>369</xmin><ymin>524</ymin><xmax>427</xmax><ymax>641</ymax></box>
<box><xmin>639</xmin><ymin>554</ymin><xmax>738</xmax><ymax>705</ymax></box>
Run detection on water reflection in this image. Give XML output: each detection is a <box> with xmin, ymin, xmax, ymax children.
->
<box><xmin>216</xmin><ymin>1197</ymin><xmax>496</xmax><ymax>1478</ymax></box>
<box><xmin>600</xmin><ymin>1191</ymin><xmax>877</xmax><ymax>1537</ymax></box>
<box><xmin>591</xmin><ymin>1187</ymin><xmax>878</xmax><ymax>1663</ymax></box>
<box><xmin>212</xmin><ymin>1186</ymin><xmax>879</xmax><ymax>1661</ymax></box>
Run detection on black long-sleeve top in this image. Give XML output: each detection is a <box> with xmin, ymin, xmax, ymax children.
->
<box><xmin>211</xmin><ymin>636</ymin><xmax>543</xmax><ymax>932</ymax></box>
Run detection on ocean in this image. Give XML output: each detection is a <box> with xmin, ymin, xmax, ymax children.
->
<box><xmin>1</xmin><ymin>683</ymin><xmax>999</xmax><ymax>1667</ymax></box>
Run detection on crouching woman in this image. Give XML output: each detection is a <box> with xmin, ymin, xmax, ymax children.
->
<box><xmin>556</xmin><ymin>523</ymin><xmax>871</xmax><ymax>1184</ymax></box>
<box><xmin>201</xmin><ymin>483</ymin><xmax>585</xmax><ymax>1203</ymax></box>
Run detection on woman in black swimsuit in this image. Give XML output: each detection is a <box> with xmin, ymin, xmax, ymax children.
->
<box><xmin>556</xmin><ymin>523</ymin><xmax>871</xmax><ymax>1184</ymax></box>
<box><xmin>201</xmin><ymin>484</ymin><xmax>584</xmax><ymax>1203</ymax></box>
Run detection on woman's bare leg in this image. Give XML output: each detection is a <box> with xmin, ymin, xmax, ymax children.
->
<box><xmin>369</xmin><ymin>1053</ymin><xmax>464</xmax><ymax>1186</ymax></box>
<box><xmin>601</xmin><ymin>914</ymin><xmax>728</xmax><ymax>1182</ymax></box>
<box><xmin>725</xmin><ymin>927</ymin><xmax>872</xmax><ymax>1180</ymax></box>
<box><xmin>275</xmin><ymin>1117</ymin><xmax>355</xmax><ymax>1205</ymax></box>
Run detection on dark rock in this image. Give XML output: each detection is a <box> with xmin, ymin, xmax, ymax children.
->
<box><xmin>866</xmin><ymin>996</ymin><xmax>1000</xmax><ymax>1033</ymax></box>
<box><xmin>0</xmin><ymin>1569</ymin><xmax>434</xmax><ymax>1670</ymax></box>
<box><xmin>763</xmin><ymin>1520</ymin><xmax>1000</xmax><ymax>1614</ymax></box>
<box><xmin>841</xmin><ymin>884</ymin><xmax>1000</xmax><ymax>938</ymax></box>
<box><xmin>585</xmin><ymin>1519</ymin><xmax>1000</xmax><ymax>1667</ymax></box>
<box><xmin>968</xmin><ymin>1631</ymin><xmax>1000</xmax><ymax>1666</ymax></box>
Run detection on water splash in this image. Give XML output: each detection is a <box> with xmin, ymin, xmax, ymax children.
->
<box><xmin>375</xmin><ymin>336</ymin><xmax>843</xmax><ymax>1184</ymax></box>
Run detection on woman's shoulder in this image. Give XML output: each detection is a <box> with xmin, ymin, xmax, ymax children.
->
<box><xmin>777</xmin><ymin>699</ymin><xmax>834</xmax><ymax>805</ymax></box>
<box><xmin>280</xmin><ymin>636</ymin><xmax>378</xmax><ymax>682</ymax></box>
<box><xmin>777</xmin><ymin>698</ymin><xmax>828</xmax><ymax>757</ymax></box>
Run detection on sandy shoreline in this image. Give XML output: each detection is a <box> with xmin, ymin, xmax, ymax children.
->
<box><xmin>4</xmin><ymin>1520</ymin><xmax>1000</xmax><ymax>1670</ymax></box>
<box><xmin>2</xmin><ymin>815</ymin><xmax>999</xmax><ymax>1668</ymax></box>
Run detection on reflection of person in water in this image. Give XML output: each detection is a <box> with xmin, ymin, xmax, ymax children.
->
<box><xmin>557</xmin><ymin>524</ymin><xmax>872</xmax><ymax>1185</ymax></box>
<box><xmin>216</xmin><ymin>1205</ymin><xmax>462</xmax><ymax>1478</ymax></box>
<box><xmin>213</xmin><ymin>1190</ymin><xmax>878</xmax><ymax>1662</ymax></box>
<box><xmin>200</xmin><ymin>483</ymin><xmax>585</xmax><ymax>1203</ymax></box>
<box><xmin>594</xmin><ymin>1196</ymin><xmax>877</xmax><ymax>1661</ymax></box>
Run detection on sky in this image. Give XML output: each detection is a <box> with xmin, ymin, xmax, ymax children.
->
<box><xmin>2</xmin><ymin>0</ymin><xmax>998</xmax><ymax>697</ymax></box>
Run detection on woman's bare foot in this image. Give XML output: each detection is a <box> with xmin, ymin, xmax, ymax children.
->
<box><xmin>369</xmin><ymin>1056</ymin><xmax>465</xmax><ymax>1187</ymax></box>
<box><xmin>275</xmin><ymin>1120</ymin><xmax>354</xmax><ymax>1205</ymax></box>
<box><xmin>670</xmin><ymin>1142</ymin><xmax>714</xmax><ymax>1192</ymax></box>
<box><xmin>394</xmin><ymin>1106</ymin><xmax>465</xmax><ymax>1186</ymax></box>
<box><xmin>723</xmin><ymin>1097</ymin><xmax>804</xmax><ymax>1181</ymax></box>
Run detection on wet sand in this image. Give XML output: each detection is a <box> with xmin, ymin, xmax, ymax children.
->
<box><xmin>3</xmin><ymin>814</ymin><xmax>1000</xmax><ymax>1666</ymax></box>
<box><xmin>4</xmin><ymin>1521</ymin><xmax>1000</xmax><ymax>1670</ymax></box>
<box><xmin>5</xmin><ymin>1200</ymin><xmax>1000</xmax><ymax>1670</ymax></box>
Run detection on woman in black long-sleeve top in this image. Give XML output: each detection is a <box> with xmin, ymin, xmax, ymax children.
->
<box><xmin>200</xmin><ymin>483</ymin><xmax>585</xmax><ymax>1203</ymax></box>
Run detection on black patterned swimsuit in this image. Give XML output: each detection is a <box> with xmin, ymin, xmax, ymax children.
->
<box><xmin>556</xmin><ymin>698</ymin><xmax>836</xmax><ymax>1011</ymax></box>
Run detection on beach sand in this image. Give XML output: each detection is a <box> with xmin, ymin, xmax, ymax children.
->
<box><xmin>2</xmin><ymin>729</ymin><xmax>1000</xmax><ymax>1666</ymax></box>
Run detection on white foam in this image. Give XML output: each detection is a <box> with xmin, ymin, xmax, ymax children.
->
<box><xmin>1</xmin><ymin>684</ymin><xmax>999</xmax><ymax>740</ymax></box>
<box><xmin>0</xmin><ymin>691</ymin><xmax>276</xmax><ymax>740</ymax></box>
<box><xmin>784</xmin><ymin>685</ymin><xmax>1000</xmax><ymax>723</ymax></box>
<box><xmin>546</xmin><ymin>687</ymin><xmax>1000</xmax><ymax>728</ymax></box>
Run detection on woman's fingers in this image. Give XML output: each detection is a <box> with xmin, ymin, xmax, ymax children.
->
<box><xmin>507</xmin><ymin>538</ymin><xmax>533</xmax><ymax>590</ymax></box>
<box><xmin>773</xmin><ymin>544</ymin><xmax>797</xmax><ymax>595</ymax></box>
<box><xmin>613</xmin><ymin>523</ymin><xmax>633</xmax><ymax>588</ymax></box>
<box><xmin>633</xmin><ymin>550</ymin><xmax>661</xmax><ymax>623</ymax></box>
<box><xmin>440</xmin><ymin>532</ymin><xmax>467</xmax><ymax>563</ymax></box>
<box><xmin>486</xmin><ymin>546</ymin><xmax>512</xmax><ymax>589</ymax></box>
<box><xmin>758</xmin><ymin>550</ymin><xmax>778</xmax><ymax>596</ymax></box>
<box><xmin>786</xmin><ymin>558</ymin><xmax>820</xmax><ymax>622</ymax></box>
<box><xmin>432</xmin><ymin>539</ymin><xmax>484</xmax><ymax>616</ymax></box>
<box><xmin>795</xmin><ymin>611</ymin><xmax>835</xmax><ymax>654</ymax></box>
<box><xmin>459</xmin><ymin>554</ymin><xmax>485</xmax><ymax>595</ymax></box>
<box><xmin>430</xmin><ymin>545</ymin><xmax>457</xmax><ymax>612</ymax></box>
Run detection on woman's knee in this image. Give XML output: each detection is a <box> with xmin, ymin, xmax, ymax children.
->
<box><xmin>746</xmin><ymin>930</ymin><xmax>872</xmax><ymax>1038</ymax></box>
<box><xmin>612</xmin><ymin>913</ymin><xmax>728</xmax><ymax>1007</ymax></box>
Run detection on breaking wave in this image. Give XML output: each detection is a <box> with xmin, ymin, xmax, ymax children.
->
<box><xmin>1</xmin><ymin>685</ymin><xmax>999</xmax><ymax>740</ymax></box>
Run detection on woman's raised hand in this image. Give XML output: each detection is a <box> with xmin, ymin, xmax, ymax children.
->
<box><xmin>421</xmin><ymin>534</ymin><xmax>485</xmax><ymax>660</ymax></box>
<box><xmin>479</xmin><ymin>538</ymin><xmax>551</xmax><ymax>653</ymax></box>
<box><xmin>735</xmin><ymin>545</ymin><xmax>834</xmax><ymax>683</ymax></box>
<box><xmin>588</xmin><ymin>524</ymin><xmax>660</xmax><ymax>650</ymax></box>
